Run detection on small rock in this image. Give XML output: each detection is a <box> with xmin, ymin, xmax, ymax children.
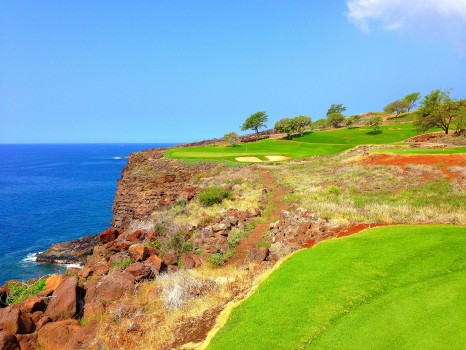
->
<box><xmin>128</xmin><ymin>244</ymin><xmax>150</xmax><ymax>262</ymax></box>
<box><xmin>0</xmin><ymin>306</ymin><xmax>34</xmax><ymax>334</ymax></box>
<box><xmin>16</xmin><ymin>333</ymin><xmax>38</xmax><ymax>350</ymax></box>
<box><xmin>126</xmin><ymin>229</ymin><xmax>146</xmax><ymax>243</ymax></box>
<box><xmin>162</xmin><ymin>249</ymin><xmax>179</xmax><ymax>265</ymax></box>
<box><xmin>125</xmin><ymin>262</ymin><xmax>151</xmax><ymax>281</ymax></box>
<box><xmin>144</xmin><ymin>254</ymin><xmax>163</xmax><ymax>273</ymax></box>
<box><xmin>98</xmin><ymin>228</ymin><xmax>119</xmax><ymax>244</ymax></box>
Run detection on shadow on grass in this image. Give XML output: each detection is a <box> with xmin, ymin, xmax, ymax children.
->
<box><xmin>366</xmin><ymin>130</ymin><xmax>383</xmax><ymax>135</ymax></box>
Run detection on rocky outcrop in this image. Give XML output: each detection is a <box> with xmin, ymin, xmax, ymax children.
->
<box><xmin>36</xmin><ymin>234</ymin><xmax>98</xmax><ymax>264</ymax></box>
<box><xmin>111</xmin><ymin>149</ymin><xmax>218</xmax><ymax>230</ymax></box>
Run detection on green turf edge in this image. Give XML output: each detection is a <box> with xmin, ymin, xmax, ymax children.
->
<box><xmin>207</xmin><ymin>225</ymin><xmax>466</xmax><ymax>350</ymax></box>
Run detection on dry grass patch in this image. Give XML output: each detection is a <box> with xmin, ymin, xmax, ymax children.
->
<box><xmin>94</xmin><ymin>266</ymin><xmax>260</xmax><ymax>350</ymax></box>
<box><xmin>274</xmin><ymin>156</ymin><xmax>466</xmax><ymax>224</ymax></box>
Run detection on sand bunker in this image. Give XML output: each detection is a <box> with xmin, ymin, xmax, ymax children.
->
<box><xmin>265</xmin><ymin>155</ymin><xmax>291</xmax><ymax>161</ymax></box>
<box><xmin>235</xmin><ymin>155</ymin><xmax>292</xmax><ymax>162</ymax></box>
<box><xmin>235</xmin><ymin>156</ymin><xmax>263</xmax><ymax>162</ymax></box>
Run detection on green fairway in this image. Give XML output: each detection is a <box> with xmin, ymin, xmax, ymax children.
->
<box><xmin>290</xmin><ymin>123</ymin><xmax>427</xmax><ymax>145</ymax></box>
<box><xmin>165</xmin><ymin>139</ymin><xmax>351</xmax><ymax>163</ymax></box>
<box><xmin>372</xmin><ymin>146</ymin><xmax>466</xmax><ymax>155</ymax></box>
<box><xmin>208</xmin><ymin>225</ymin><xmax>466</xmax><ymax>350</ymax></box>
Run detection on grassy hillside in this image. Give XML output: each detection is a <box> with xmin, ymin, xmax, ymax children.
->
<box><xmin>289</xmin><ymin>123</ymin><xmax>426</xmax><ymax>145</ymax></box>
<box><xmin>166</xmin><ymin>139</ymin><xmax>351</xmax><ymax>163</ymax></box>
<box><xmin>208</xmin><ymin>225</ymin><xmax>466</xmax><ymax>350</ymax></box>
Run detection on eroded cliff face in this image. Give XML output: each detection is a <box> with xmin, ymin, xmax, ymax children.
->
<box><xmin>111</xmin><ymin>148</ymin><xmax>217</xmax><ymax>230</ymax></box>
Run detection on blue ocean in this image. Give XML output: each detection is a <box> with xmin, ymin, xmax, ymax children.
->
<box><xmin>0</xmin><ymin>144</ymin><xmax>175</xmax><ymax>285</ymax></box>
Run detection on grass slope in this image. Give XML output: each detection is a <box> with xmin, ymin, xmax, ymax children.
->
<box><xmin>166</xmin><ymin>139</ymin><xmax>350</xmax><ymax>163</ymax></box>
<box><xmin>208</xmin><ymin>225</ymin><xmax>466</xmax><ymax>350</ymax></box>
<box><xmin>372</xmin><ymin>146</ymin><xmax>466</xmax><ymax>155</ymax></box>
<box><xmin>290</xmin><ymin>123</ymin><xmax>427</xmax><ymax>145</ymax></box>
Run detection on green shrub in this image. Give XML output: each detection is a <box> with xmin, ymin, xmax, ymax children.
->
<box><xmin>6</xmin><ymin>278</ymin><xmax>47</xmax><ymax>305</ymax></box>
<box><xmin>256</xmin><ymin>241</ymin><xmax>271</xmax><ymax>249</ymax></box>
<box><xmin>208</xmin><ymin>250</ymin><xmax>234</xmax><ymax>266</ymax></box>
<box><xmin>328</xmin><ymin>185</ymin><xmax>340</xmax><ymax>196</ymax></box>
<box><xmin>198</xmin><ymin>187</ymin><xmax>231</xmax><ymax>207</ymax></box>
<box><xmin>112</xmin><ymin>259</ymin><xmax>132</xmax><ymax>268</ymax></box>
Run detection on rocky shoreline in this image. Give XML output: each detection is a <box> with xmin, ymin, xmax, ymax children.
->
<box><xmin>0</xmin><ymin>140</ymin><xmax>343</xmax><ymax>350</ymax></box>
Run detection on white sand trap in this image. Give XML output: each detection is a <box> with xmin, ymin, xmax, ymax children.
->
<box><xmin>235</xmin><ymin>156</ymin><xmax>263</xmax><ymax>162</ymax></box>
<box><xmin>265</xmin><ymin>155</ymin><xmax>292</xmax><ymax>161</ymax></box>
<box><xmin>235</xmin><ymin>155</ymin><xmax>292</xmax><ymax>162</ymax></box>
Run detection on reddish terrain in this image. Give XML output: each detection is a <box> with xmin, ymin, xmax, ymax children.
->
<box><xmin>363</xmin><ymin>153</ymin><xmax>466</xmax><ymax>180</ymax></box>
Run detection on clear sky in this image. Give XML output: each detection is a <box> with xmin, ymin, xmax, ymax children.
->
<box><xmin>2</xmin><ymin>0</ymin><xmax>466</xmax><ymax>143</ymax></box>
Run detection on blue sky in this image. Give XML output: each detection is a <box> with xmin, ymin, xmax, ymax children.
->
<box><xmin>2</xmin><ymin>0</ymin><xmax>466</xmax><ymax>143</ymax></box>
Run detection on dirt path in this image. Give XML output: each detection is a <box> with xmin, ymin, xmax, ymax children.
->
<box><xmin>230</xmin><ymin>169</ymin><xmax>290</xmax><ymax>266</ymax></box>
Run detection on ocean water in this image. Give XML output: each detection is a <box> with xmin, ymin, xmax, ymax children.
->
<box><xmin>0</xmin><ymin>143</ymin><xmax>175</xmax><ymax>285</ymax></box>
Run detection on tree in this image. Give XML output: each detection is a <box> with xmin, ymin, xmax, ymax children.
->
<box><xmin>384</xmin><ymin>99</ymin><xmax>409</xmax><ymax>117</ymax></box>
<box><xmin>366</xmin><ymin>116</ymin><xmax>383</xmax><ymax>134</ymax></box>
<box><xmin>274</xmin><ymin>118</ymin><xmax>294</xmax><ymax>138</ymax></box>
<box><xmin>345</xmin><ymin>116</ymin><xmax>355</xmax><ymax>128</ymax></box>
<box><xmin>326</xmin><ymin>104</ymin><xmax>346</xmax><ymax>116</ymax></box>
<box><xmin>293</xmin><ymin>115</ymin><xmax>312</xmax><ymax>136</ymax></box>
<box><xmin>241</xmin><ymin>111</ymin><xmax>268</xmax><ymax>134</ymax></box>
<box><xmin>327</xmin><ymin>113</ymin><xmax>345</xmax><ymax>128</ymax></box>
<box><xmin>311</xmin><ymin>119</ymin><xmax>328</xmax><ymax>130</ymax></box>
<box><xmin>223</xmin><ymin>132</ymin><xmax>240</xmax><ymax>146</ymax></box>
<box><xmin>404</xmin><ymin>92</ymin><xmax>421</xmax><ymax>112</ymax></box>
<box><xmin>415</xmin><ymin>89</ymin><xmax>466</xmax><ymax>135</ymax></box>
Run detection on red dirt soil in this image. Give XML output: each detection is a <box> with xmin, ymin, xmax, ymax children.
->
<box><xmin>362</xmin><ymin>153</ymin><xmax>466</xmax><ymax>180</ymax></box>
<box><xmin>230</xmin><ymin>170</ymin><xmax>291</xmax><ymax>266</ymax></box>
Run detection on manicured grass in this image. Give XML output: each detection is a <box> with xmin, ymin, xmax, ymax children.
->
<box><xmin>208</xmin><ymin>225</ymin><xmax>466</xmax><ymax>350</ymax></box>
<box><xmin>290</xmin><ymin>123</ymin><xmax>428</xmax><ymax>145</ymax></box>
<box><xmin>372</xmin><ymin>146</ymin><xmax>466</xmax><ymax>155</ymax></box>
<box><xmin>166</xmin><ymin>139</ymin><xmax>351</xmax><ymax>163</ymax></box>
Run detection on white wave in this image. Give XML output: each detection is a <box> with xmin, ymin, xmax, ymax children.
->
<box><xmin>65</xmin><ymin>263</ymin><xmax>83</xmax><ymax>269</ymax></box>
<box><xmin>21</xmin><ymin>252</ymin><xmax>42</xmax><ymax>263</ymax></box>
<box><xmin>112</xmin><ymin>156</ymin><xmax>128</xmax><ymax>160</ymax></box>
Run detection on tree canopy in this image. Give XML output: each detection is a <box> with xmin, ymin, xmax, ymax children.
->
<box><xmin>327</xmin><ymin>113</ymin><xmax>345</xmax><ymax>128</ymax></box>
<box><xmin>326</xmin><ymin>104</ymin><xmax>346</xmax><ymax>116</ymax></box>
<box><xmin>415</xmin><ymin>89</ymin><xmax>466</xmax><ymax>135</ymax></box>
<box><xmin>241</xmin><ymin>111</ymin><xmax>268</xmax><ymax>134</ymax></box>
<box><xmin>274</xmin><ymin>115</ymin><xmax>311</xmax><ymax>138</ymax></box>
<box><xmin>223</xmin><ymin>132</ymin><xmax>240</xmax><ymax>146</ymax></box>
<box><xmin>366</xmin><ymin>116</ymin><xmax>383</xmax><ymax>134</ymax></box>
<box><xmin>404</xmin><ymin>92</ymin><xmax>421</xmax><ymax>112</ymax></box>
<box><xmin>384</xmin><ymin>99</ymin><xmax>409</xmax><ymax>117</ymax></box>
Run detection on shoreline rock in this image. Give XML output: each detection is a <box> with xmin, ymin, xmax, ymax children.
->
<box><xmin>36</xmin><ymin>234</ymin><xmax>98</xmax><ymax>265</ymax></box>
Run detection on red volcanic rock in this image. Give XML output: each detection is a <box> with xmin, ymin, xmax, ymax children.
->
<box><xmin>78</xmin><ymin>264</ymin><xmax>109</xmax><ymax>280</ymax></box>
<box><xmin>16</xmin><ymin>333</ymin><xmax>37</xmax><ymax>350</ymax></box>
<box><xmin>180</xmin><ymin>253</ymin><xmax>202</xmax><ymax>269</ymax></box>
<box><xmin>126</xmin><ymin>230</ymin><xmax>146</xmax><ymax>243</ymax></box>
<box><xmin>19</xmin><ymin>297</ymin><xmax>45</xmax><ymax>314</ymax></box>
<box><xmin>30</xmin><ymin>312</ymin><xmax>51</xmax><ymax>331</ymax></box>
<box><xmin>44</xmin><ymin>276</ymin><xmax>78</xmax><ymax>321</ymax></box>
<box><xmin>144</xmin><ymin>254</ymin><xmax>163</xmax><ymax>273</ymax></box>
<box><xmin>164</xmin><ymin>174</ymin><xmax>176</xmax><ymax>182</ymax></box>
<box><xmin>162</xmin><ymin>249</ymin><xmax>179</xmax><ymax>265</ymax></box>
<box><xmin>0</xmin><ymin>285</ymin><xmax>6</xmax><ymax>307</ymax></box>
<box><xmin>45</xmin><ymin>274</ymin><xmax>64</xmax><ymax>291</ymax></box>
<box><xmin>85</xmin><ymin>270</ymin><xmax>134</xmax><ymax>304</ymax></box>
<box><xmin>71</xmin><ymin>320</ymin><xmax>98</xmax><ymax>350</ymax></box>
<box><xmin>115</xmin><ymin>240</ymin><xmax>132</xmax><ymax>251</ymax></box>
<box><xmin>0</xmin><ymin>306</ymin><xmax>34</xmax><ymax>334</ymax></box>
<box><xmin>0</xmin><ymin>331</ymin><xmax>20</xmax><ymax>350</ymax></box>
<box><xmin>98</xmin><ymin>228</ymin><xmax>119</xmax><ymax>244</ymax></box>
<box><xmin>128</xmin><ymin>244</ymin><xmax>150</xmax><ymax>262</ymax></box>
<box><xmin>37</xmin><ymin>320</ymin><xmax>80</xmax><ymax>350</ymax></box>
<box><xmin>246</xmin><ymin>247</ymin><xmax>269</xmax><ymax>264</ymax></box>
<box><xmin>125</xmin><ymin>263</ymin><xmax>151</xmax><ymax>282</ymax></box>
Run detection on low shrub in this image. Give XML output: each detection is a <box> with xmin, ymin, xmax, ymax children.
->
<box><xmin>112</xmin><ymin>259</ymin><xmax>132</xmax><ymax>269</ymax></box>
<box><xmin>198</xmin><ymin>187</ymin><xmax>231</xmax><ymax>207</ymax></box>
<box><xmin>256</xmin><ymin>241</ymin><xmax>271</xmax><ymax>249</ymax></box>
<box><xmin>208</xmin><ymin>250</ymin><xmax>234</xmax><ymax>266</ymax></box>
<box><xmin>6</xmin><ymin>278</ymin><xmax>47</xmax><ymax>305</ymax></box>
